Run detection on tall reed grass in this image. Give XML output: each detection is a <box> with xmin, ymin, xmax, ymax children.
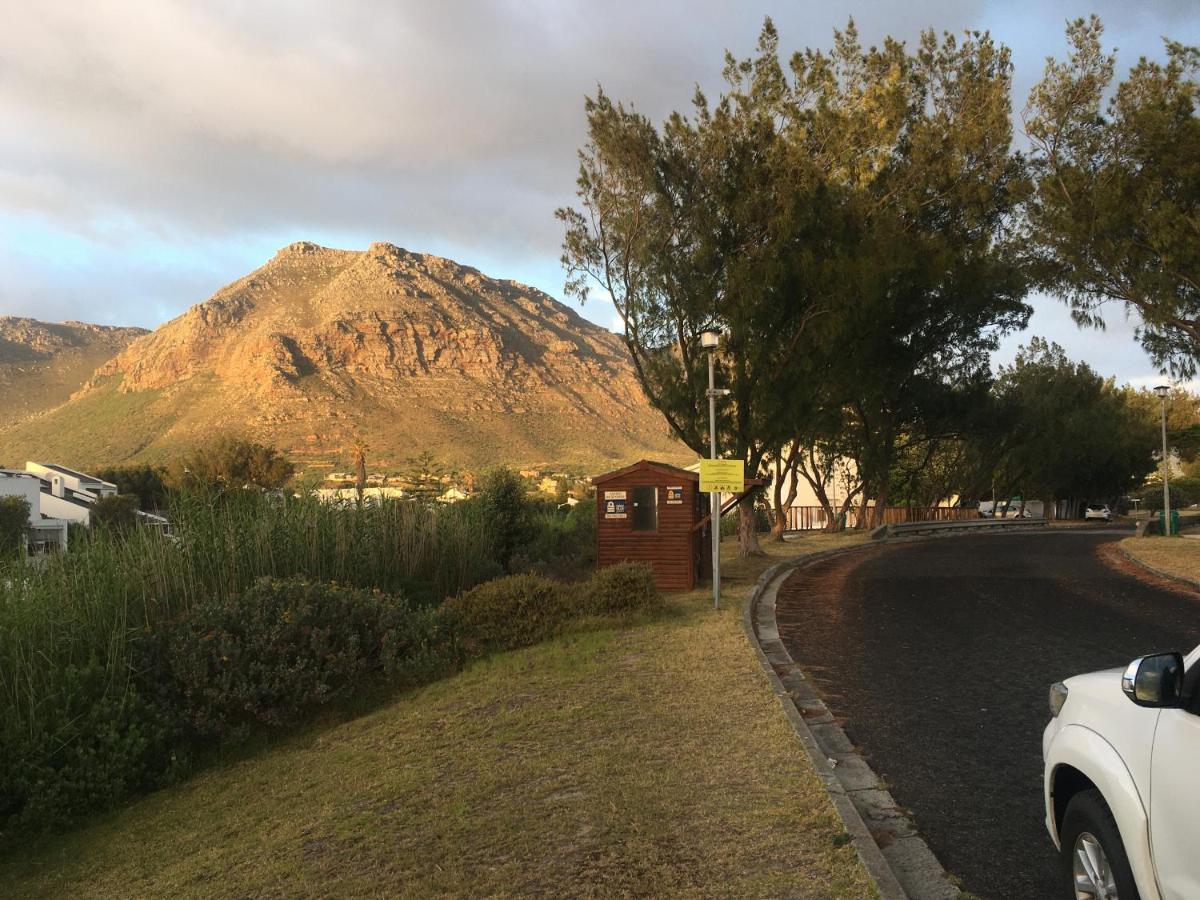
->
<box><xmin>0</xmin><ymin>490</ymin><xmax>497</xmax><ymax>764</ymax></box>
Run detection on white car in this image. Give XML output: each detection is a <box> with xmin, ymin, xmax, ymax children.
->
<box><xmin>1084</xmin><ymin>504</ymin><xmax>1113</xmax><ymax>521</ymax></box>
<box><xmin>1043</xmin><ymin>645</ymin><xmax>1200</xmax><ymax>899</ymax></box>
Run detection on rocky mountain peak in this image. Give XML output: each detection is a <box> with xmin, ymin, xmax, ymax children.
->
<box><xmin>16</xmin><ymin>242</ymin><xmax>682</xmax><ymax>469</ymax></box>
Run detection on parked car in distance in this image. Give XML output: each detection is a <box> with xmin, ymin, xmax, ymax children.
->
<box><xmin>1043</xmin><ymin>644</ymin><xmax>1200</xmax><ymax>899</ymax></box>
<box><xmin>1084</xmin><ymin>503</ymin><xmax>1113</xmax><ymax>521</ymax></box>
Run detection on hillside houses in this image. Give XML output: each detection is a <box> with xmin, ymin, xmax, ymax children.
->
<box><xmin>0</xmin><ymin>462</ymin><xmax>168</xmax><ymax>558</ymax></box>
<box><xmin>0</xmin><ymin>469</ymin><xmax>70</xmax><ymax>556</ymax></box>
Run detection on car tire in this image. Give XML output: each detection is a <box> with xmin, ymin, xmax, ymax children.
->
<box><xmin>1060</xmin><ymin>789</ymin><xmax>1140</xmax><ymax>899</ymax></box>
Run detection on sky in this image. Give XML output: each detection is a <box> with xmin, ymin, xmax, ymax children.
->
<box><xmin>0</xmin><ymin>0</ymin><xmax>1196</xmax><ymax>389</ymax></box>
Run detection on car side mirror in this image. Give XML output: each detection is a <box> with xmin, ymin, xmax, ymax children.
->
<box><xmin>1121</xmin><ymin>653</ymin><xmax>1185</xmax><ymax>708</ymax></box>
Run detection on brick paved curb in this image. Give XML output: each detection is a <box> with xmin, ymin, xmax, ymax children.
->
<box><xmin>743</xmin><ymin>545</ymin><xmax>961</xmax><ymax>900</ymax></box>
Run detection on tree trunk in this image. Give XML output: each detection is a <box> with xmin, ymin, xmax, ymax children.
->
<box><xmin>769</xmin><ymin>448</ymin><xmax>800</xmax><ymax>542</ymax></box>
<box><xmin>737</xmin><ymin>494</ymin><xmax>766</xmax><ymax>557</ymax></box>
<box><xmin>869</xmin><ymin>482</ymin><xmax>890</xmax><ymax>529</ymax></box>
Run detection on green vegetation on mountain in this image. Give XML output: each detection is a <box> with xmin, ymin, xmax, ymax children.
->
<box><xmin>0</xmin><ymin>318</ymin><xmax>146</xmax><ymax>427</ymax></box>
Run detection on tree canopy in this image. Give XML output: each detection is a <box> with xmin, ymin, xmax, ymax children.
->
<box><xmin>170</xmin><ymin>436</ymin><xmax>295</xmax><ymax>491</ymax></box>
<box><xmin>1026</xmin><ymin>17</ymin><xmax>1200</xmax><ymax>376</ymax></box>
<box><xmin>562</xmin><ymin>19</ymin><xmax>1031</xmax><ymax>539</ymax></box>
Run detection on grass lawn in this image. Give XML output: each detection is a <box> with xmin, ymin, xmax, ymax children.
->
<box><xmin>1121</xmin><ymin>536</ymin><xmax>1200</xmax><ymax>585</ymax></box>
<box><xmin>2</xmin><ymin>532</ymin><xmax>874</xmax><ymax>899</ymax></box>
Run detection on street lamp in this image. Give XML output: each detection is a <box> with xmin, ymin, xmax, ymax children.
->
<box><xmin>702</xmin><ymin>330</ymin><xmax>729</xmax><ymax>609</ymax></box>
<box><xmin>1154</xmin><ymin>385</ymin><xmax>1172</xmax><ymax>536</ymax></box>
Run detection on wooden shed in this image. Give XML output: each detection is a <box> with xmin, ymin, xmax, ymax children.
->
<box><xmin>592</xmin><ymin>460</ymin><xmax>713</xmax><ymax>591</ymax></box>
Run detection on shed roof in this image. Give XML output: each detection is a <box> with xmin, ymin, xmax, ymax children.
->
<box><xmin>591</xmin><ymin>459</ymin><xmax>701</xmax><ymax>485</ymax></box>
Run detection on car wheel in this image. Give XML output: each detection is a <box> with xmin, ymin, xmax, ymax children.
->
<box><xmin>1060</xmin><ymin>789</ymin><xmax>1140</xmax><ymax>899</ymax></box>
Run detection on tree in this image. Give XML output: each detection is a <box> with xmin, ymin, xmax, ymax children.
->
<box><xmin>989</xmin><ymin>339</ymin><xmax>1159</xmax><ymax>507</ymax></box>
<box><xmin>350</xmin><ymin>438</ymin><xmax>369</xmax><ymax>505</ymax></box>
<box><xmin>554</xmin><ymin>477</ymin><xmax>571</xmax><ymax>506</ymax></box>
<box><xmin>478</xmin><ymin>466</ymin><xmax>529</xmax><ymax>570</ymax></box>
<box><xmin>92</xmin><ymin>464</ymin><xmax>169</xmax><ymax>511</ymax></box>
<box><xmin>792</xmin><ymin>24</ymin><xmax>1030</xmax><ymax>525</ymax></box>
<box><xmin>1026</xmin><ymin>17</ymin><xmax>1200</xmax><ymax>376</ymax></box>
<box><xmin>90</xmin><ymin>494</ymin><xmax>141</xmax><ymax>531</ymax></box>
<box><xmin>402</xmin><ymin>451</ymin><xmax>448</xmax><ymax>502</ymax></box>
<box><xmin>0</xmin><ymin>496</ymin><xmax>29</xmax><ymax>561</ymax></box>
<box><xmin>560</xmin><ymin>21</ymin><xmax>869</xmax><ymax>555</ymax></box>
<box><xmin>1138</xmin><ymin>478</ymin><xmax>1200</xmax><ymax>511</ymax></box>
<box><xmin>171</xmin><ymin>436</ymin><xmax>295</xmax><ymax>491</ymax></box>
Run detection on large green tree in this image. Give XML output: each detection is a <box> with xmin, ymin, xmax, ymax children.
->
<box><xmin>170</xmin><ymin>436</ymin><xmax>295</xmax><ymax>491</ymax></box>
<box><xmin>559</xmin><ymin>21</ymin><xmax>852</xmax><ymax>554</ymax></box>
<box><xmin>784</xmin><ymin>23</ymin><xmax>1031</xmax><ymax>525</ymax></box>
<box><xmin>561</xmin><ymin>19</ymin><xmax>1031</xmax><ymax>543</ymax></box>
<box><xmin>990</xmin><ymin>338</ymin><xmax>1158</xmax><ymax>508</ymax></box>
<box><xmin>1026</xmin><ymin>17</ymin><xmax>1200</xmax><ymax>375</ymax></box>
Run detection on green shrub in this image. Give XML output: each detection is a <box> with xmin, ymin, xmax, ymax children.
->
<box><xmin>91</xmin><ymin>493</ymin><xmax>141</xmax><ymax>531</ymax></box>
<box><xmin>1138</xmin><ymin>478</ymin><xmax>1200</xmax><ymax>510</ymax></box>
<box><xmin>581</xmin><ymin>563</ymin><xmax>662</xmax><ymax>616</ymax></box>
<box><xmin>478</xmin><ymin>466</ymin><xmax>529</xmax><ymax>570</ymax></box>
<box><xmin>0</xmin><ymin>495</ymin><xmax>28</xmax><ymax>562</ymax></box>
<box><xmin>150</xmin><ymin>577</ymin><xmax>450</xmax><ymax>738</ymax></box>
<box><xmin>0</xmin><ymin>661</ymin><xmax>180</xmax><ymax>830</ymax></box>
<box><xmin>510</xmin><ymin>499</ymin><xmax>596</xmax><ymax>578</ymax></box>
<box><xmin>443</xmin><ymin>573</ymin><xmax>569</xmax><ymax>653</ymax></box>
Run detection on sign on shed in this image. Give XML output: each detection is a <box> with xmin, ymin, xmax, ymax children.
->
<box><xmin>699</xmin><ymin>459</ymin><xmax>744</xmax><ymax>493</ymax></box>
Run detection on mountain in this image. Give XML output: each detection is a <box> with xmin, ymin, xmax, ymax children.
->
<box><xmin>0</xmin><ymin>318</ymin><xmax>148</xmax><ymax>426</ymax></box>
<box><xmin>0</xmin><ymin>243</ymin><xmax>687</xmax><ymax>472</ymax></box>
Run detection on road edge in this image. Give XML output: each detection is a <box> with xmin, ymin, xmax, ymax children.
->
<box><xmin>1115</xmin><ymin>541</ymin><xmax>1200</xmax><ymax>592</ymax></box>
<box><xmin>743</xmin><ymin>546</ymin><xmax>961</xmax><ymax>900</ymax></box>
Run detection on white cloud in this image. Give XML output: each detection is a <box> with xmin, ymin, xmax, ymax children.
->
<box><xmin>0</xmin><ymin>0</ymin><xmax>1196</xmax><ymax>390</ymax></box>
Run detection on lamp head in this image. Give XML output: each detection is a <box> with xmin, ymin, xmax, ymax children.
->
<box><xmin>1154</xmin><ymin>385</ymin><xmax>1171</xmax><ymax>399</ymax></box>
<box><xmin>700</xmin><ymin>330</ymin><xmax>721</xmax><ymax>350</ymax></box>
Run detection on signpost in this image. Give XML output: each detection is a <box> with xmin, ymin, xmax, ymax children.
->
<box><xmin>701</xmin><ymin>330</ymin><xmax>732</xmax><ymax>609</ymax></box>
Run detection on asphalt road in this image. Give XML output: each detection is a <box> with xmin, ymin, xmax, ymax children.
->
<box><xmin>774</xmin><ymin>532</ymin><xmax>1200</xmax><ymax>900</ymax></box>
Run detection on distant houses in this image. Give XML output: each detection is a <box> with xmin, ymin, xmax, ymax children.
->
<box><xmin>0</xmin><ymin>462</ymin><xmax>166</xmax><ymax>560</ymax></box>
<box><xmin>25</xmin><ymin>462</ymin><xmax>117</xmax><ymax>526</ymax></box>
<box><xmin>0</xmin><ymin>469</ymin><xmax>71</xmax><ymax>557</ymax></box>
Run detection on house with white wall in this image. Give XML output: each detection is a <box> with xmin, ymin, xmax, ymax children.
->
<box><xmin>0</xmin><ymin>469</ymin><xmax>70</xmax><ymax>556</ymax></box>
<box><xmin>25</xmin><ymin>463</ymin><xmax>116</xmax><ymax>498</ymax></box>
<box><xmin>21</xmin><ymin>462</ymin><xmax>124</xmax><ymax>526</ymax></box>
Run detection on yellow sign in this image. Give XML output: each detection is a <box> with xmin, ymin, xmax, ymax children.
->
<box><xmin>699</xmin><ymin>459</ymin><xmax>744</xmax><ymax>493</ymax></box>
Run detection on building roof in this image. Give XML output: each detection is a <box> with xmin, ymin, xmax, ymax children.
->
<box><xmin>39</xmin><ymin>481</ymin><xmax>95</xmax><ymax>509</ymax></box>
<box><xmin>29</xmin><ymin>462</ymin><xmax>115</xmax><ymax>488</ymax></box>
<box><xmin>591</xmin><ymin>459</ymin><xmax>702</xmax><ymax>485</ymax></box>
<box><xmin>0</xmin><ymin>469</ymin><xmax>39</xmax><ymax>480</ymax></box>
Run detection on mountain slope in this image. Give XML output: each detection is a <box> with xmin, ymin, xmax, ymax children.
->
<box><xmin>0</xmin><ymin>318</ymin><xmax>147</xmax><ymax>426</ymax></box>
<box><xmin>0</xmin><ymin>243</ymin><xmax>685</xmax><ymax>471</ymax></box>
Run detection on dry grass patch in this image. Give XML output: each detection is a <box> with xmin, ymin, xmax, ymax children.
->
<box><xmin>2</xmin><ymin>532</ymin><xmax>873</xmax><ymax>899</ymax></box>
<box><xmin>1121</xmin><ymin>537</ymin><xmax>1200</xmax><ymax>585</ymax></box>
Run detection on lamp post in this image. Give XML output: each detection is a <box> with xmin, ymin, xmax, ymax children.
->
<box><xmin>1155</xmin><ymin>385</ymin><xmax>1172</xmax><ymax>536</ymax></box>
<box><xmin>701</xmin><ymin>330</ymin><xmax>726</xmax><ymax>609</ymax></box>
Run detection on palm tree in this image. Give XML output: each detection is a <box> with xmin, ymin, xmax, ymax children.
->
<box><xmin>350</xmin><ymin>438</ymin><xmax>368</xmax><ymax>505</ymax></box>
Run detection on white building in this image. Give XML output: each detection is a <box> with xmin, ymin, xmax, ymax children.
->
<box><xmin>23</xmin><ymin>462</ymin><xmax>115</xmax><ymax>526</ymax></box>
<box><xmin>0</xmin><ymin>469</ymin><xmax>70</xmax><ymax>556</ymax></box>
<box><xmin>25</xmin><ymin>462</ymin><xmax>116</xmax><ymax>498</ymax></box>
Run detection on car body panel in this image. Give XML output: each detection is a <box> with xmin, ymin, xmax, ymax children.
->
<box><xmin>1044</xmin><ymin>645</ymin><xmax>1200</xmax><ymax>900</ymax></box>
<box><xmin>1044</xmin><ymin>722</ymin><xmax>1161</xmax><ymax>900</ymax></box>
<box><xmin>1149</xmin><ymin>707</ymin><xmax>1200</xmax><ymax>899</ymax></box>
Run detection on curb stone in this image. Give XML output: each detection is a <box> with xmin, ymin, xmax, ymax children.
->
<box><xmin>1115</xmin><ymin>543</ymin><xmax>1200</xmax><ymax>592</ymax></box>
<box><xmin>743</xmin><ymin>545</ymin><xmax>961</xmax><ymax>900</ymax></box>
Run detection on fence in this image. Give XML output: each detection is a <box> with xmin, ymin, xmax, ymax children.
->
<box><xmin>786</xmin><ymin>504</ymin><xmax>978</xmax><ymax>532</ymax></box>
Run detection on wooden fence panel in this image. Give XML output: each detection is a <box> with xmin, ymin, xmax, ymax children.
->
<box><xmin>784</xmin><ymin>504</ymin><xmax>977</xmax><ymax>531</ymax></box>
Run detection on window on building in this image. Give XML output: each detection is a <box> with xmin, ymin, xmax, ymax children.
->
<box><xmin>631</xmin><ymin>485</ymin><xmax>657</xmax><ymax>531</ymax></box>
